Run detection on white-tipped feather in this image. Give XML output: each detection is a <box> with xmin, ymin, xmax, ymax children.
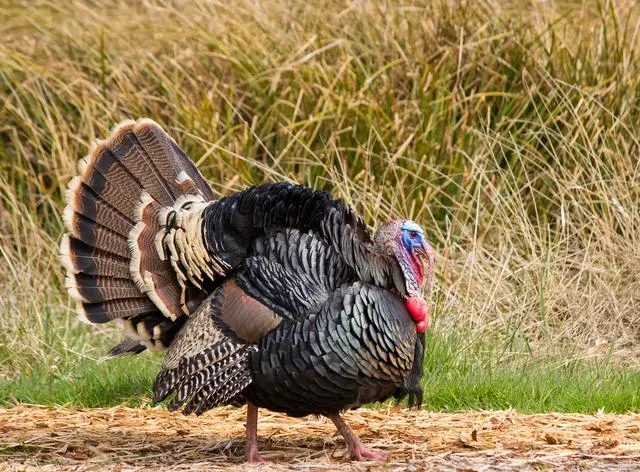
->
<box><xmin>63</xmin><ymin>176</ymin><xmax>82</xmax><ymax>234</ymax></box>
<box><xmin>107</xmin><ymin>120</ymin><xmax>136</xmax><ymax>146</ymax></box>
<box><xmin>76</xmin><ymin>303</ymin><xmax>93</xmax><ymax>325</ymax></box>
<box><xmin>158</xmin><ymin>207</ymin><xmax>173</xmax><ymax>227</ymax></box>
<box><xmin>128</xmin><ymin>191</ymin><xmax>155</xmax><ymax>292</ymax></box>
<box><xmin>123</xmin><ymin>319</ymin><xmax>137</xmax><ymax>339</ymax></box>
<box><xmin>65</xmin><ymin>275</ymin><xmax>88</xmax><ymax>303</ymax></box>
<box><xmin>120</xmin><ymin>315</ymin><xmax>167</xmax><ymax>350</ymax></box>
<box><xmin>76</xmin><ymin>156</ymin><xmax>89</xmax><ymax>176</ymax></box>
<box><xmin>62</xmin><ymin>206</ymin><xmax>76</xmax><ymax>236</ymax></box>
<box><xmin>154</xmin><ymin>230</ymin><xmax>168</xmax><ymax>260</ymax></box>
<box><xmin>174</xmin><ymin>193</ymin><xmax>205</xmax><ymax>210</ymax></box>
<box><xmin>67</xmin><ymin>286</ymin><xmax>87</xmax><ymax>303</ymax></box>
<box><xmin>175</xmin><ymin>171</ymin><xmax>191</xmax><ymax>185</ymax></box>
<box><xmin>143</xmin><ymin>271</ymin><xmax>178</xmax><ymax>320</ymax></box>
<box><xmin>136</xmin><ymin>320</ymin><xmax>152</xmax><ymax>340</ymax></box>
<box><xmin>128</xmin><ymin>190</ymin><xmax>181</xmax><ymax>320</ymax></box>
<box><xmin>128</xmin><ymin>224</ymin><xmax>146</xmax><ymax>291</ymax></box>
<box><xmin>59</xmin><ymin>234</ymin><xmax>78</xmax><ymax>275</ymax></box>
<box><xmin>135</xmin><ymin>118</ymin><xmax>178</xmax><ymax>146</ymax></box>
<box><xmin>138</xmin><ymin>191</ymin><xmax>156</xmax><ymax>215</ymax></box>
<box><xmin>129</xmin><ymin>230</ymin><xmax>144</xmax><ymax>291</ymax></box>
<box><xmin>84</xmin><ymin>140</ymin><xmax>101</xmax><ymax>172</ymax></box>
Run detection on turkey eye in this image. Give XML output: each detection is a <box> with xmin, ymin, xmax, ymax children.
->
<box><xmin>409</xmin><ymin>231</ymin><xmax>418</xmax><ymax>239</ymax></box>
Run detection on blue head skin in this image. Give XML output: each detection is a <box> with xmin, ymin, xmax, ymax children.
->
<box><xmin>401</xmin><ymin>221</ymin><xmax>426</xmax><ymax>254</ymax></box>
<box><xmin>374</xmin><ymin>219</ymin><xmax>435</xmax><ymax>296</ymax></box>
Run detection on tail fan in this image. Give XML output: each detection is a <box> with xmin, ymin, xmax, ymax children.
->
<box><xmin>60</xmin><ymin>119</ymin><xmax>214</xmax><ymax>355</ymax></box>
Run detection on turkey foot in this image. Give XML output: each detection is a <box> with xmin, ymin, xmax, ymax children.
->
<box><xmin>245</xmin><ymin>402</ymin><xmax>267</xmax><ymax>464</ymax></box>
<box><xmin>327</xmin><ymin>414</ymin><xmax>388</xmax><ymax>462</ymax></box>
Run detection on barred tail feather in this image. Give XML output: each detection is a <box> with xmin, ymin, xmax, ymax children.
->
<box><xmin>99</xmin><ymin>338</ymin><xmax>146</xmax><ymax>362</ymax></box>
<box><xmin>60</xmin><ymin>118</ymin><xmax>214</xmax><ymax>356</ymax></box>
<box><xmin>152</xmin><ymin>339</ymin><xmax>254</xmax><ymax>414</ymax></box>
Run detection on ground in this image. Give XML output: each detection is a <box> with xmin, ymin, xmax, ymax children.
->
<box><xmin>1</xmin><ymin>406</ymin><xmax>639</xmax><ymax>471</ymax></box>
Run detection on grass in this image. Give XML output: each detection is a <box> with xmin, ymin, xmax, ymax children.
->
<box><xmin>0</xmin><ymin>356</ymin><xmax>161</xmax><ymax>408</ymax></box>
<box><xmin>1</xmin><ymin>0</ymin><xmax>639</xmax><ymax>412</ymax></box>
<box><xmin>421</xmin><ymin>330</ymin><xmax>640</xmax><ymax>413</ymax></box>
<box><xmin>2</xmin><ymin>331</ymin><xmax>638</xmax><ymax>412</ymax></box>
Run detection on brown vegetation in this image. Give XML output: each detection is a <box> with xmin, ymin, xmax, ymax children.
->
<box><xmin>2</xmin><ymin>406</ymin><xmax>640</xmax><ymax>470</ymax></box>
<box><xmin>2</xmin><ymin>1</ymin><xmax>640</xmax><ymax>378</ymax></box>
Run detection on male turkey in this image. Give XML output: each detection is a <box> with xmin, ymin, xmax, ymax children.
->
<box><xmin>60</xmin><ymin>118</ymin><xmax>435</xmax><ymax>462</ymax></box>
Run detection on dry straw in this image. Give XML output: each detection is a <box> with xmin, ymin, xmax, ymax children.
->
<box><xmin>2</xmin><ymin>405</ymin><xmax>639</xmax><ymax>471</ymax></box>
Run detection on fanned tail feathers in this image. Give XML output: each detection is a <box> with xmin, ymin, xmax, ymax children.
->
<box><xmin>60</xmin><ymin>118</ymin><xmax>215</xmax><ymax>355</ymax></box>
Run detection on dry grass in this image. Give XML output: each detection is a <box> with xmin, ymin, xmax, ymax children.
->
<box><xmin>1</xmin><ymin>0</ymin><xmax>639</xmax><ymax>384</ymax></box>
<box><xmin>1</xmin><ymin>405</ymin><xmax>640</xmax><ymax>470</ymax></box>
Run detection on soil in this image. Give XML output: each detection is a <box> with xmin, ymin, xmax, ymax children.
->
<box><xmin>1</xmin><ymin>405</ymin><xmax>639</xmax><ymax>471</ymax></box>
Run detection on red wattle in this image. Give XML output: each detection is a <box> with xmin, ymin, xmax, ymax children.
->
<box><xmin>415</xmin><ymin>320</ymin><xmax>429</xmax><ymax>333</ymax></box>
<box><xmin>406</xmin><ymin>296</ymin><xmax>430</xmax><ymax>333</ymax></box>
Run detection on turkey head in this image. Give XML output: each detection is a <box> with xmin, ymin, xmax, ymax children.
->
<box><xmin>374</xmin><ymin>220</ymin><xmax>435</xmax><ymax>332</ymax></box>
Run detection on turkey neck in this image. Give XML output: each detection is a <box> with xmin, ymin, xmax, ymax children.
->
<box><xmin>200</xmin><ymin>183</ymin><xmax>409</xmax><ymax>297</ymax></box>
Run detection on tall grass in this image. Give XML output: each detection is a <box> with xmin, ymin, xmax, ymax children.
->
<box><xmin>1</xmin><ymin>0</ymin><xmax>639</xmax><ymax>405</ymax></box>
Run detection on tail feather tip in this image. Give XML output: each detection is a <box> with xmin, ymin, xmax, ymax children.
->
<box><xmin>76</xmin><ymin>304</ymin><xmax>93</xmax><ymax>325</ymax></box>
<box><xmin>65</xmin><ymin>275</ymin><xmax>88</xmax><ymax>303</ymax></box>
<box><xmin>59</xmin><ymin>234</ymin><xmax>77</xmax><ymax>275</ymax></box>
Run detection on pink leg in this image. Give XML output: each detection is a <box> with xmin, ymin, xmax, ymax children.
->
<box><xmin>327</xmin><ymin>414</ymin><xmax>388</xmax><ymax>461</ymax></box>
<box><xmin>244</xmin><ymin>402</ymin><xmax>266</xmax><ymax>463</ymax></box>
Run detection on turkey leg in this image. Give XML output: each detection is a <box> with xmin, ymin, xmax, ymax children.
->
<box><xmin>327</xmin><ymin>414</ymin><xmax>388</xmax><ymax>461</ymax></box>
<box><xmin>244</xmin><ymin>402</ymin><xmax>265</xmax><ymax>463</ymax></box>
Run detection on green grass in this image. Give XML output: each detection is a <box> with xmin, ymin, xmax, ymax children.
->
<box><xmin>1</xmin><ymin>0</ymin><xmax>639</xmax><ymax>413</ymax></box>
<box><xmin>421</xmin><ymin>331</ymin><xmax>640</xmax><ymax>413</ymax></box>
<box><xmin>2</xmin><ymin>331</ymin><xmax>638</xmax><ymax>413</ymax></box>
<box><xmin>0</xmin><ymin>356</ymin><xmax>160</xmax><ymax>408</ymax></box>
<box><xmin>422</xmin><ymin>365</ymin><xmax>640</xmax><ymax>413</ymax></box>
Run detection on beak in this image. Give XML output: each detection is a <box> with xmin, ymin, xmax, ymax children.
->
<box><xmin>414</xmin><ymin>241</ymin><xmax>433</xmax><ymax>260</ymax></box>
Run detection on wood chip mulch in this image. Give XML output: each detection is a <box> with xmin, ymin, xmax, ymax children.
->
<box><xmin>1</xmin><ymin>405</ymin><xmax>639</xmax><ymax>471</ymax></box>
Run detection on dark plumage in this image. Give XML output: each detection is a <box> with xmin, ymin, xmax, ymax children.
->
<box><xmin>61</xmin><ymin>118</ymin><xmax>434</xmax><ymax>462</ymax></box>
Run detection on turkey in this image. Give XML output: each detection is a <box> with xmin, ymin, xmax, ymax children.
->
<box><xmin>60</xmin><ymin>118</ymin><xmax>435</xmax><ymax>462</ymax></box>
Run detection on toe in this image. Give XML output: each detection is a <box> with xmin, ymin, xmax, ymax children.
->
<box><xmin>352</xmin><ymin>446</ymin><xmax>388</xmax><ymax>461</ymax></box>
<box><xmin>245</xmin><ymin>450</ymin><xmax>267</xmax><ymax>464</ymax></box>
